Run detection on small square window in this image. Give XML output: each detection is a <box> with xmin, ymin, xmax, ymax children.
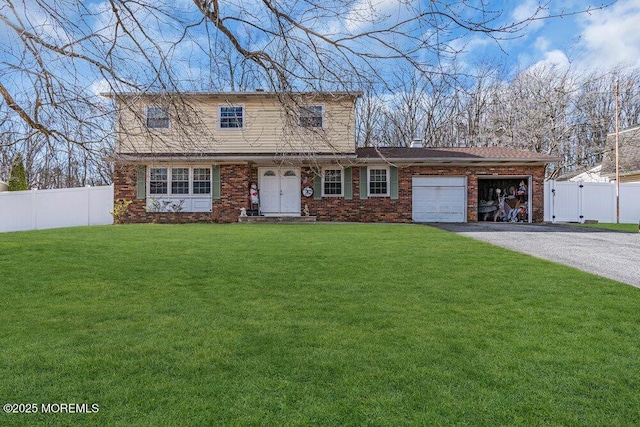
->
<box><xmin>146</xmin><ymin>106</ymin><xmax>169</xmax><ymax>129</ymax></box>
<box><xmin>299</xmin><ymin>105</ymin><xmax>323</xmax><ymax>128</ymax></box>
<box><xmin>220</xmin><ymin>106</ymin><xmax>243</xmax><ymax>128</ymax></box>
<box><xmin>323</xmin><ymin>168</ymin><xmax>342</xmax><ymax>196</ymax></box>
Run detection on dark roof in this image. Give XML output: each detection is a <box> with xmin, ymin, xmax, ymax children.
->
<box><xmin>601</xmin><ymin>125</ymin><xmax>640</xmax><ymax>177</ymax></box>
<box><xmin>102</xmin><ymin>91</ymin><xmax>362</xmax><ymax>99</ymax></box>
<box><xmin>116</xmin><ymin>147</ymin><xmax>557</xmax><ymax>164</ymax></box>
<box><xmin>355</xmin><ymin>147</ymin><xmax>557</xmax><ymax>163</ymax></box>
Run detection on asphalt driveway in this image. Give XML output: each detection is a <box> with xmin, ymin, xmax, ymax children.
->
<box><xmin>430</xmin><ymin>222</ymin><xmax>640</xmax><ymax>287</ymax></box>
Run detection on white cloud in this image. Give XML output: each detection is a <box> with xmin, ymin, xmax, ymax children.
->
<box><xmin>575</xmin><ymin>0</ymin><xmax>640</xmax><ymax>69</ymax></box>
<box><xmin>512</xmin><ymin>0</ymin><xmax>546</xmax><ymax>32</ymax></box>
<box><xmin>343</xmin><ymin>0</ymin><xmax>406</xmax><ymax>33</ymax></box>
<box><xmin>529</xmin><ymin>49</ymin><xmax>571</xmax><ymax>72</ymax></box>
<box><xmin>90</xmin><ymin>79</ymin><xmax>111</xmax><ymax>97</ymax></box>
<box><xmin>534</xmin><ymin>36</ymin><xmax>550</xmax><ymax>52</ymax></box>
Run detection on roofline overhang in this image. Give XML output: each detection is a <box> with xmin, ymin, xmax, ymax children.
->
<box><xmin>112</xmin><ymin>154</ymin><xmax>553</xmax><ymax>166</ymax></box>
<box><xmin>101</xmin><ymin>90</ymin><xmax>363</xmax><ymax>99</ymax></box>
<box><xmin>354</xmin><ymin>157</ymin><xmax>555</xmax><ymax>165</ymax></box>
<box><xmin>112</xmin><ymin>153</ymin><xmax>358</xmax><ymax>163</ymax></box>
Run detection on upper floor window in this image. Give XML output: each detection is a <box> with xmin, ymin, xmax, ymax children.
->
<box><xmin>368</xmin><ymin>167</ymin><xmax>389</xmax><ymax>196</ymax></box>
<box><xmin>299</xmin><ymin>105</ymin><xmax>323</xmax><ymax>128</ymax></box>
<box><xmin>322</xmin><ymin>168</ymin><xmax>343</xmax><ymax>196</ymax></box>
<box><xmin>146</xmin><ymin>106</ymin><xmax>169</xmax><ymax>129</ymax></box>
<box><xmin>220</xmin><ymin>106</ymin><xmax>243</xmax><ymax>128</ymax></box>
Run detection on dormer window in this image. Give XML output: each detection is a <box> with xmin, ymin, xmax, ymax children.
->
<box><xmin>146</xmin><ymin>106</ymin><xmax>169</xmax><ymax>129</ymax></box>
<box><xmin>299</xmin><ymin>105</ymin><xmax>323</xmax><ymax>128</ymax></box>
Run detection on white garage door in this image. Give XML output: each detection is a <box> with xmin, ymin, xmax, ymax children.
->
<box><xmin>412</xmin><ymin>177</ymin><xmax>466</xmax><ymax>222</ymax></box>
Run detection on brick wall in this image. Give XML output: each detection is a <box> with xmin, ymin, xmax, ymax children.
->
<box><xmin>114</xmin><ymin>162</ymin><xmax>547</xmax><ymax>224</ymax></box>
<box><xmin>304</xmin><ymin>165</ymin><xmax>547</xmax><ymax>223</ymax></box>
<box><xmin>113</xmin><ymin>163</ymin><xmax>251</xmax><ymax>223</ymax></box>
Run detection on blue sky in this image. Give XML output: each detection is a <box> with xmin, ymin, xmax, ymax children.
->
<box><xmin>1</xmin><ymin>0</ymin><xmax>639</xmax><ymax>99</ymax></box>
<box><xmin>460</xmin><ymin>0</ymin><xmax>640</xmax><ymax>74</ymax></box>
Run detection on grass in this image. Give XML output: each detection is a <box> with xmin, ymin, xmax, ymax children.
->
<box><xmin>570</xmin><ymin>222</ymin><xmax>639</xmax><ymax>233</ymax></box>
<box><xmin>1</xmin><ymin>223</ymin><xmax>639</xmax><ymax>426</ymax></box>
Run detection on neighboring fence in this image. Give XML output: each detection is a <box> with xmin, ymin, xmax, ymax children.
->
<box><xmin>0</xmin><ymin>185</ymin><xmax>114</xmax><ymax>233</ymax></box>
<box><xmin>544</xmin><ymin>180</ymin><xmax>640</xmax><ymax>224</ymax></box>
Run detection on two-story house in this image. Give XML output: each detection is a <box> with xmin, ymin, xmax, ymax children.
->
<box><xmin>109</xmin><ymin>91</ymin><xmax>556</xmax><ymax>223</ymax></box>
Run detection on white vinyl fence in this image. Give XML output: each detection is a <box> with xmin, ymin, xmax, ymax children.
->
<box><xmin>0</xmin><ymin>185</ymin><xmax>114</xmax><ymax>233</ymax></box>
<box><xmin>544</xmin><ymin>180</ymin><xmax>640</xmax><ymax>224</ymax></box>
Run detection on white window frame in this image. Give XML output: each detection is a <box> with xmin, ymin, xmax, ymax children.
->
<box><xmin>146</xmin><ymin>106</ymin><xmax>170</xmax><ymax>129</ymax></box>
<box><xmin>147</xmin><ymin>166</ymin><xmax>212</xmax><ymax>197</ymax></box>
<box><xmin>322</xmin><ymin>167</ymin><xmax>343</xmax><ymax>197</ymax></box>
<box><xmin>299</xmin><ymin>105</ymin><xmax>323</xmax><ymax>128</ymax></box>
<box><xmin>368</xmin><ymin>166</ymin><xmax>390</xmax><ymax>197</ymax></box>
<box><xmin>149</xmin><ymin>167</ymin><xmax>168</xmax><ymax>195</ymax></box>
<box><xmin>219</xmin><ymin>105</ymin><xmax>244</xmax><ymax>129</ymax></box>
<box><xmin>192</xmin><ymin>167</ymin><xmax>212</xmax><ymax>195</ymax></box>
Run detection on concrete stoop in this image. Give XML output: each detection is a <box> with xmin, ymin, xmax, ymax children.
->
<box><xmin>237</xmin><ymin>216</ymin><xmax>317</xmax><ymax>223</ymax></box>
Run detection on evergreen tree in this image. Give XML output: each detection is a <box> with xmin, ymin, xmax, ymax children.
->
<box><xmin>8</xmin><ymin>154</ymin><xmax>28</xmax><ymax>191</ymax></box>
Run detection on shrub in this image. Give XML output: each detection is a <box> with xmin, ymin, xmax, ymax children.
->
<box><xmin>110</xmin><ymin>199</ymin><xmax>132</xmax><ymax>224</ymax></box>
<box><xmin>8</xmin><ymin>154</ymin><xmax>28</xmax><ymax>191</ymax></box>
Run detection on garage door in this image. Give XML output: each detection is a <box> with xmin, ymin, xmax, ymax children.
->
<box><xmin>412</xmin><ymin>177</ymin><xmax>466</xmax><ymax>222</ymax></box>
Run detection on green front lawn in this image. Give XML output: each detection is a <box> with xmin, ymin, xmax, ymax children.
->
<box><xmin>571</xmin><ymin>222</ymin><xmax>639</xmax><ymax>233</ymax></box>
<box><xmin>1</xmin><ymin>224</ymin><xmax>639</xmax><ymax>426</ymax></box>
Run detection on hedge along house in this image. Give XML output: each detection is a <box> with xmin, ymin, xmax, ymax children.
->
<box><xmin>108</xmin><ymin>91</ymin><xmax>556</xmax><ymax>223</ymax></box>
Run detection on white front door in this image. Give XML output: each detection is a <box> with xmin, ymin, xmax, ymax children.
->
<box><xmin>259</xmin><ymin>168</ymin><xmax>301</xmax><ymax>215</ymax></box>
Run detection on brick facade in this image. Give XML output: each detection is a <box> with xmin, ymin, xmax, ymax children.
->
<box><xmin>304</xmin><ymin>165</ymin><xmax>546</xmax><ymax>223</ymax></box>
<box><xmin>113</xmin><ymin>163</ymin><xmax>251</xmax><ymax>223</ymax></box>
<box><xmin>114</xmin><ymin>162</ymin><xmax>547</xmax><ymax>224</ymax></box>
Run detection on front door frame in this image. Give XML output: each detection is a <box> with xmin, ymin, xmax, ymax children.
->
<box><xmin>258</xmin><ymin>167</ymin><xmax>301</xmax><ymax>216</ymax></box>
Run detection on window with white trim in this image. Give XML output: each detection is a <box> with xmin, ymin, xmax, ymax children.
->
<box><xmin>171</xmin><ymin>168</ymin><xmax>189</xmax><ymax>194</ymax></box>
<box><xmin>149</xmin><ymin>168</ymin><xmax>168</xmax><ymax>194</ymax></box>
<box><xmin>193</xmin><ymin>168</ymin><xmax>211</xmax><ymax>194</ymax></box>
<box><xmin>220</xmin><ymin>106</ymin><xmax>243</xmax><ymax>128</ymax></box>
<box><xmin>146</xmin><ymin>106</ymin><xmax>169</xmax><ymax>129</ymax></box>
<box><xmin>322</xmin><ymin>168</ymin><xmax>343</xmax><ymax>196</ymax></box>
<box><xmin>368</xmin><ymin>167</ymin><xmax>389</xmax><ymax>196</ymax></box>
<box><xmin>299</xmin><ymin>105</ymin><xmax>323</xmax><ymax>128</ymax></box>
<box><xmin>148</xmin><ymin>167</ymin><xmax>211</xmax><ymax>196</ymax></box>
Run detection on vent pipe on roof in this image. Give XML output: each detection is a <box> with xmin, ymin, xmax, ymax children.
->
<box><xmin>410</xmin><ymin>138</ymin><xmax>423</xmax><ymax>148</ymax></box>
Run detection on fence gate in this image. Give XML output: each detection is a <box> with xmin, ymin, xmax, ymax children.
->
<box><xmin>544</xmin><ymin>180</ymin><xmax>640</xmax><ymax>223</ymax></box>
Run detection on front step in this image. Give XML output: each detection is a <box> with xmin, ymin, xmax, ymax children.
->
<box><xmin>238</xmin><ymin>216</ymin><xmax>317</xmax><ymax>223</ymax></box>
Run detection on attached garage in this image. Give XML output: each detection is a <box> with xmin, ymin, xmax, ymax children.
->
<box><xmin>412</xmin><ymin>176</ymin><xmax>467</xmax><ymax>222</ymax></box>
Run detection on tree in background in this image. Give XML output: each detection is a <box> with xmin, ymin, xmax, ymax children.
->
<box><xmin>8</xmin><ymin>153</ymin><xmax>28</xmax><ymax>191</ymax></box>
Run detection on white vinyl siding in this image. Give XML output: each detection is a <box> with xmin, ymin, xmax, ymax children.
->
<box><xmin>117</xmin><ymin>95</ymin><xmax>357</xmax><ymax>154</ymax></box>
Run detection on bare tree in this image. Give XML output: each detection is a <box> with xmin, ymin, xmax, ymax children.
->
<box><xmin>0</xmin><ymin>0</ymin><xmax>614</xmax><ymax>184</ymax></box>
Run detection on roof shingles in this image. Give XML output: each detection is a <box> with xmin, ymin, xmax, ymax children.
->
<box><xmin>355</xmin><ymin>147</ymin><xmax>557</xmax><ymax>163</ymax></box>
